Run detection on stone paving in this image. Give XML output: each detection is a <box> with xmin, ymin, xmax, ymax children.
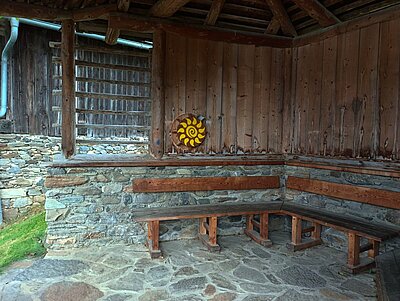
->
<box><xmin>0</xmin><ymin>231</ymin><xmax>377</xmax><ymax>301</ymax></box>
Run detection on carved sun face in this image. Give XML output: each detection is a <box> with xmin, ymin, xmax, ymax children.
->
<box><xmin>177</xmin><ymin>116</ymin><xmax>206</xmax><ymax>147</ymax></box>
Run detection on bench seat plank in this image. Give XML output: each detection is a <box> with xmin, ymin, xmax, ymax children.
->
<box><xmin>132</xmin><ymin>201</ymin><xmax>284</xmax><ymax>222</ymax></box>
<box><xmin>282</xmin><ymin>203</ymin><xmax>400</xmax><ymax>241</ymax></box>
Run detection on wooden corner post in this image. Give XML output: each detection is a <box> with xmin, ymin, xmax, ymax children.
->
<box><xmin>61</xmin><ymin>19</ymin><xmax>76</xmax><ymax>158</ymax></box>
<box><xmin>150</xmin><ymin>29</ymin><xmax>166</xmax><ymax>159</ymax></box>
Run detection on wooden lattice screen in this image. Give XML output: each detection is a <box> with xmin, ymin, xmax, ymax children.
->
<box><xmin>51</xmin><ymin>41</ymin><xmax>151</xmax><ymax>145</ymax></box>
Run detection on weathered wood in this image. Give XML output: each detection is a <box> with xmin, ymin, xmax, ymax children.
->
<box><xmin>265</xmin><ymin>0</ymin><xmax>297</xmax><ymax>37</ymax></box>
<box><xmin>132</xmin><ymin>176</ymin><xmax>280</xmax><ymax>193</ymax></box>
<box><xmin>150</xmin><ymin>30</ymin><xmax>166</xmax><ymax>159</ymax></box>
<box><xmin>291</xmin><ymin>0</ymin><xmax>340</xmax><ymax>27</ymax></box>
<box><xmin>266</xmin><ymin>16</ymin><xmax>280</xmax><ymax>35</ymax></box>
<box><xmin>147</xmin><ymin>220</ymin><xmax>162</xmax><ymax>258</ymax></box>
<box><xmin>150</xmin><ymin>0</ymin><xmax>191</xmax><ymax>17</ymax></box>
<box><xmin>108</xmin><ymin>13</ymin><xmax>293</xmax><ymax>48</ymax></box>
<box><xmin>348</xmin><ymin>232</ymin><xmax>360</xmax><ymax>267</ymax></box>
<box><xmin>105</xmin><ymin>0</ymin><xmax>130</xmax><ymax>45</ymax></box>
<box><xmin>53</xmin><ymin>90</ymin><xmax>151</xmax><ymax>102</ymax></box>
<box><xmin>376</xmin><ymin>249</ymin><xmax>400</xmax><ymax>301</ymax></box>
<box><xmin>132</xmin><ymin>201</ymin><xmax>283</xmax><ymax>222</ymax></box>
<box><xmin>205</xmin><ymin>0</ymin><xmax>225</xmax><ymax>25</ymax></box>
<box><xmin>53</xmin><ymin>58</ymin><xmax>151</xmax><ymax>72</ymax></box>
<box><xmin>0</xmin><ymin>0</ymin><xmax>70</xmax><ymax>20</ymax></box>
<box><xmin>291</xmin><ymin>216</ymin><xmax>302</xmax><ymax>245</ymax></box>
<box><xmin>61</xmin><ymin>20</ymin><xmax>76</xmax><ymax>159</ymax></box>
<box><xmin>286</xmin><ymin>176</ymin><xmax>400</xmax><ymax>209</ymax></box>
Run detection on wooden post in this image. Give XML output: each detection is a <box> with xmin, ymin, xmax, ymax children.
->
<box><xmin>150</xmin><ymin>29</ymin><xmax>166</xmax><ymax>159</ymax></box>
<box><xmin>199</xmin><ymin>217</ymin><xmax>207</xmax><ymax>235</ymax></box>
<box><xmin>208</xmin><ymin>217</ymin><xmax>218</xmax><ymax>246</ymax></box>
<box><xmin>348</xmin><ymin>232</ymin><xmax>360</xmax><ymax>267</ymax></box>
<box><xmin>292</xmin><ymin>216</ymin><xmax>302</xmax><ymax>245</ymax></box>
<box><xmin>246</xmin><ymin>215</ymin><xmax>254</xmax><ymax>232</ymax></box>
<box><xmin>147</xmin><ymin>220</ymin><xmax>161</xmax><ymax>258</ymax></box>
<box><xmin>311</xmin><ymin>222</ymin><xmax>321</xmax><ymax>240</ymax></box>
<box><xmin>61</xmin><ymin>19</ymin><xmax>76</xmax><ymax>158</ymax></box>
<box><xmin>259</xmin><ymin>213</ymin><xmax>269</xmax><ymax>240</ymax></box>
<box><xmin>368</xmin><ymin>239</ymin><xmax>380</xmax><ymax>259</ymax></box>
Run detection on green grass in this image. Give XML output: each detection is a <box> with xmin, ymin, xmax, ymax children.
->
<box><xmin>0</xmin><ymin>212</ymin><xmax>47</xmax><ymax>272</ymax></box>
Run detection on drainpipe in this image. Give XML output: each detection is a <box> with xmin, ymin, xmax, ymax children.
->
<box><xmin>0</xmin><ymin>17</ymin><xmax>19</xmax><ymax>119</ymax></box>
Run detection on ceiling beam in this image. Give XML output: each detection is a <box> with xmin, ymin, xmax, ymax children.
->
<box><xmin>150</xmin><ymin>0</ymin><xmax>191</xmax><ymax>17</ymax></box>
<box><xmin>265</xmin><ymin>15</ymin><xmax>280</xmax><ymax>34</ymax></box>
<box><xmin>108</xmin><ymin>13</ymin><xmax>293</xmax><ymax>48</ymax></box>
<box><xmin>105</xmin><ymin>0</ymin><xmax>130</xmax><ymax>45</ymax></box>
<box><xmin>291</xmin><ymin>0</ymin><xmax>340</xmax><ymax>27</ymax></box>
<box><xmin>265</xmin><ymin>0</ymin><xmax>297</xmax><ymax>36</ymax></box>
<box><xmin>205</xmin><ymin>0</ymin><xmax>225</xmax><ymax>25</ymax></box>
<box><xmin>0</xmin><ymin>0</ymin><xmax>70</xmax><ymax>20</ymax></box>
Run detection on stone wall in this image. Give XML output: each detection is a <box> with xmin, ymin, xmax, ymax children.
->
<box><xmin>284</xmin><ymin>165</ymin><xmax>400</xmax><ymax>250</ymax></box>
<box><xmin>44</xmin><ymin>165</ymin><xmax>285</xmax><ymax>248</ymax></box>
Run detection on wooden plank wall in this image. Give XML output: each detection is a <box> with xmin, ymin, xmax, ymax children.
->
<box><xmin>164</xmin><ymin>32</ymin><xmax>291</xmax><ymax>155</ymax></box>
<box><xmin>289</xmin><ymin>19</ymin><xmax>400</xmax><ymax>160</ymax></box>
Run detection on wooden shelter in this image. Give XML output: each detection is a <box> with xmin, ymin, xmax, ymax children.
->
<box><xmin>1</xmin><ymin>0</ymin><xmax>400</xmax><ymax>298</ymax></box>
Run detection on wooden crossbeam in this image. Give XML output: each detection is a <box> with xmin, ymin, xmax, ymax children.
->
<box><xmin>108</xmin><ymin>13</ymin><xmax>293</xmax><ymax>47</ymax></box>
<box><xmin>205</xmin><ymin>0</ymin><xmax>225</xmax><ymax>25</ymax></box>
<box><xmin>265</xmin><ymin>0</ymin><xmax>297</xmax><ymax>37</ymax></box>
<box><xmin>291</xmin><ymin>0</ymin><xmax>340</xmax><ymax>27</ymax></box>
<box><xmin>150</xmin><ymin>0</ymin><xmax>191</xmax><ymax>17</ymax></box>
<box><xmin>61</xmin><ymin>20</ymin><xmax>76</xmax><ymax>159</ymax></box>
<box><xmin>0</xmin><ymin>0</ymin><xmax>70</xmax><ymax>20</ymax></box>
<box><xmin>266</xmin><ymin>16</ymin><xmax>280</xmax><ymax>35</ymax></box>
<box><xmin>105</xmin><ymin>0</ymin><xmax>130</xmax><ymax>45</ymax></box>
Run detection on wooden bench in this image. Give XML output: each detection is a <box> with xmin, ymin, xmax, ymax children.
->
<box><xmin>375</xmin><ymin>248</ymin><xmax>400</xmax><ymax>301</ymax></box>
<box><xmin>132</xmin><ymin>201</ymin><xmax>283</xmax><ymax>258</ymax></box>
<box><xmin>286</xmin><ymin>176</ymin><xmax>400</xmax><ymax>273</ymax></box>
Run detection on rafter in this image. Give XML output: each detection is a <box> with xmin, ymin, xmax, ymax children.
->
<box><xmin>265</xmin><ymin>15</ymin><xmax>280</xmax><ymax>34</ymax></box>
<box><xmin>0</xmin><ymin>0</ymin><xmax>70</xmax><ymax>20</ymax></box>
<box><xmin>150</xmin><ymin>0</ymin><xmax>191</xmax><ymax>17</ymax></box>
<box><xmin>105</xmin><ymin>0</ymin><xmax>130</xmax><ymax>45</ymax></box>
<box><xmin>291</xmin><ymin>0</ymin><xmax>340</xmax><ymax>27</ymax></box>
<box><xmin>265</xmin><ymin>0</ymin><xmax>297</xmax><ymax>37</ymax></box>
<box><xmin>205</xmin><ymin>0</ymin><xmax>225</xmax><ymax>25</ymax></box>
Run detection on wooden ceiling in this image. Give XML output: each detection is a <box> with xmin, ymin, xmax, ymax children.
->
<box><xmin>1</xmin><ymin>0</ymin><xmax>400</xmax><ymax>45</ymax></box>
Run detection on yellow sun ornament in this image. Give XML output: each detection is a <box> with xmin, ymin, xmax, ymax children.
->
<box><xmin>176</xmin><ymin>115</ymin><xmax>206</xmax><ymax>148</ymax></box>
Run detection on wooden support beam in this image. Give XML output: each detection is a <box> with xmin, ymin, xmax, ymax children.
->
<box><xmin>61</xmin><ymin>20</ymin><xmax>76</xmax><ymax>159</ymax></box>
<box><xmin>205</xmin><ymin>0</ymin><xmax>225</xmax><ymax>25</ymax></box>
<box><xmin>105</xmin><ymin>0</ymin><xmax>130</xmax><ymax>45</ymax></box>
<box><xmin>291</xmin><ymin>216</ymin><xmax>302</xmax><ymax>245</ymax></box>
<box><xmin>0</xmin><ymin>0</ymin><xmax>70</xmax><ymax>20</ymax></box>
<box><xmin>150</xmin><ymin>30</ymin><xmax>166</xmax><ymax>159</ymax></box>
<box><xmin>72</xmin><ymin>4</ymin><xmax>116</xmax><ymax>21</ymax></box>
<box><xmin>291</xmin><ymin>0</ymin><xmax>340</xmax><ymax>27</ymax></box>
<box><xmin>150</xmin><ymin>0</ymin><xmax>191</xmax><ymax>17</ymax></box>
<box><xmin>108</xmin><ymin>13</ymin><xmax>293</xmax><ymax>48</ymax></box>
<box><xmin>132</xmin><ymin>176</ymin><xmax>280</xmax><ymax>192</ymax></box>
<box><xmin>265</xmin><ymin>16</ymin><xmax>280</xmax><ymax>35</ymax></box>
<box><xmin>348</xmin><ymin>232</ymin><xmax>360</xmax><ymax>267</ymax></box>
<box><xmin>265</xmin><ymin>0</ymin><xmax>297</xmax><ymax>37</ymax></box>
<box><xmin>368</xmin><ymin>239</ymin><xmax>380</xmax><ymax>259</ymax></box>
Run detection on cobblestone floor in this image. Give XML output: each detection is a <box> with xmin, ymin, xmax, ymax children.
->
<box><xmin>0</xmin><ymin>231</ymin><xmax>377</xmax><ymax>301</ymax></box>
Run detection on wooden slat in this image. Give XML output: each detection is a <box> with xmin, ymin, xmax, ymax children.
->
<box><xmin>281</xmin><ymin>47</ymin><xmax>293</xmax><ymax>153</ymax></box>
<box><xmin>132</xmin><ymin>175</ymin><xmax>280</xmax><ymax>193</ymax></box>
<box><xmin>150</xmin><ymin>30</ymin><xmax>166</xmax><ymax>159</ymax></box>
<box><xmin>265</xmin><ymin>0</ymin><xmax>297</xmax><ymax>37</ymax></box>
<box><xmin>132</xmin><ymin>201</ymin><xmax>284</xmax><ymax>221</ymax></box>
<box><xmin>150</xmin><ymin>0</ymin><xmax>191</xmax><ymax>17</ymax></box>
<box><xmin>291</xmin><ymin>0</ymin><xmax>340</xmax><ymax>27</ymax></box>
<box><xmin>53</xmin><ymin>91</ymin><xmax>151</xmax><ymax>102</ymax></box>
<box><xmin>286</xmin><ymin>176</ymin><xmax>400</xmax><ymax>209</ymax></box>
<box><xmin>205</xmin><ymin>0</ymin><xmax>225</xmax><ymax>25</ymax></box>
<box><xmin>53</xmin><ymin>58</ymin><xmax>151</xmax><ymax>72</ymax></box>
<box><xmin>61</xmin><ymin>20</ymin><xmax>76</xmax><ymax>159</ymax></box>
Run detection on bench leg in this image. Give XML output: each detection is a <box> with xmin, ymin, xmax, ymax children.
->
<box><xmin>346</xmin><ymin>233</ymin><xmax>376</xmax><ymax>274</ymax></box>
<box><xmin>287</xmin><ymin>217</ymin><xmax>322</xmax><ymax>251</ymax></box>
<box><xmin>199</xmin><ymin>217</ymin><xmax>221</xmax><ymax>252</ymax></box>
<box><xmin>147</xmin><ymin>221</ymin><xmax>162</xmax><ymax>259</ymax></box>
<box><xmin>244</xmin><ymin>213</ymin><xmax>272</xmax><ymax>247</ymax></box>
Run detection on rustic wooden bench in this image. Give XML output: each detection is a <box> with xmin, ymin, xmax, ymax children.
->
<box><xmin>285</xmin><ymin>176</ymin><xmax>400</xmax><ymax>274</ymax></box>
<box><xmin>375</xmin><ymin>248</ymin><xmax>400</xmax><ymax>301</ymax></box>
<box><xmin>132</xmin><ymin>201</ymin><xmax>284</xmax><ymax>258</ymax></box>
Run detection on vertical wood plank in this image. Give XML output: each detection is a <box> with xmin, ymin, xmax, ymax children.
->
<box><xmin>150</xmin><ymin>30</ymin><xmax>166</xmax><ymax>159</ymax></box>
<box><xmin>252</xmin><ymin>46</ymin><xmax>271</xmax><ymax>153</ymax></box>
<box><xmin>259</xmin><ymin>213</ymin><xmax>269</xmax><ymax>240</ymax></box>
<box><xmin>246</xmin><ymin>215</ymin><xmax>254</xmax><ymax>231</ymax></box>
<box><xmin>199</xmin><ymin>217</ymin><xmax>207</xmax><ymax>235</ymax></box>
<box><xmin>357</xmin><ymin>24</ymin><xmax>379</xmax><ymax>158</ymax></box>
<box><xmin>348</xmin><ymin>232</ymin><xmax>360</xmax><ymax>267</ymax></box>
<box><xmin>291</xmin><ymin>216</ymin><xmax>302</xmax><ymax>245</ymax></box>
<box><xmin>368</xmin><ymin>240</ymin><xmax>379</xmax><ymax>259</ymax></box>
<box><xmin>335</xmin><ymin>30</ymin><xmax>360</xmax><ymax>157</ymax></box>
<box><xmin>269</xmin><ymin>48</ymin><xmax>284</xmax><ymax>153</ymax></box>
<box><xmin>281</xmin><ymin>47</ymin><xmax>293</xmax><ymax>154</ymax></box>
<box><xmin>236</xmin><ymin>44</ymin><xmax>255</xmax><ymax>153</ymax></box>
<box><xmin>379</xmin><ymin>19</ymin><xmax>400</xmax><ymax>159</ymax></box>
<box><xmin>61</xmin><ymin>19</ymin><xmax>76</xmax><ymax>158</ymax></box>
<box><xmin>295</xmin><ymin>45</ymin><xmax>308</xmax><ymax>154</ymax></box>
<box><xmin>209</xmin><ymin>217</ymin><xmax>218</xmax><ymax>245</ymax></box>
<box><xmin>221</xmin><ymin>43</ymin><xmax>238</xmax><ymax>153</ymax></box>
<box><xmin>206</xmin><ymin>40</ymin><xmax>223</xmax><ymax>153</ymax></box>
<box><xmin>320</xmin><ymin>36</ymin><xmax>337</xmax><ymax>156</ymax></box>
<box><xmin>289</xmin><ymin>47</ymin><xmax>298</xmax><ymax>154</ymax></box>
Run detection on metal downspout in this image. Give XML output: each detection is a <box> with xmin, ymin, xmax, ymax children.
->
<box><xmin>0</xmin><ymin>17</ymin><xmax>19</xmax><ymax>225</ymax></box>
